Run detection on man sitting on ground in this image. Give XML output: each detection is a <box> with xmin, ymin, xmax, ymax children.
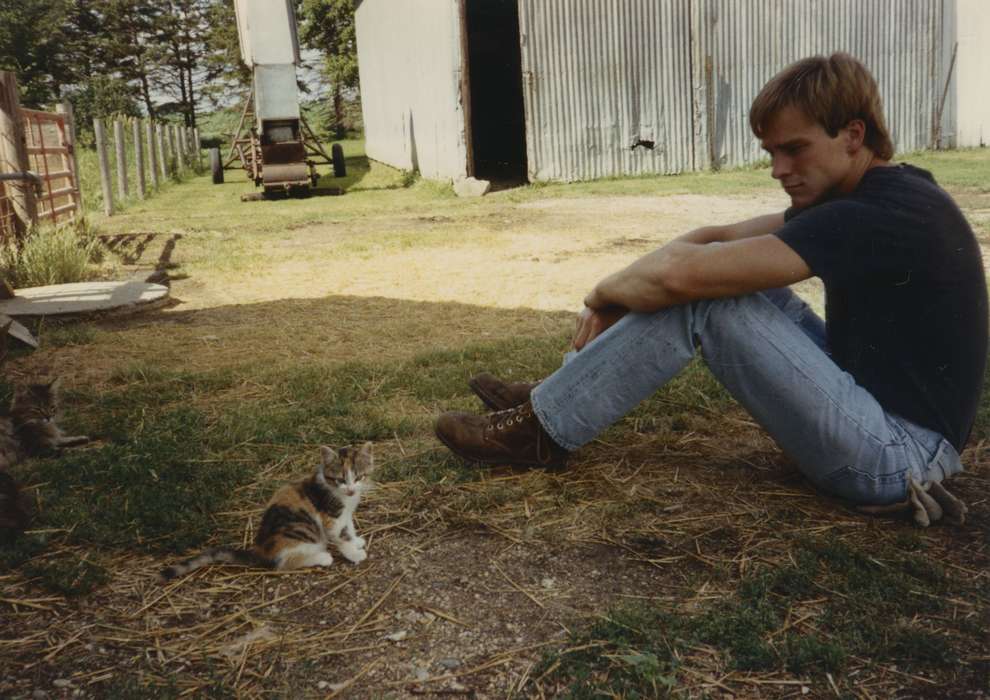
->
<box><xmin>434</xmin><ymin>53</ymin><xmax>986</xmax><ymax>524</ymax></box>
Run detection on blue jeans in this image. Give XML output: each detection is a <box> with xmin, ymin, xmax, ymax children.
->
<box><xmin>530</xmin><ymin>288</ymin><xmax>962</xmax><ymax>505</ymax></box>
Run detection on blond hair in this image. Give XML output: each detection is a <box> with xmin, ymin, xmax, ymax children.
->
<box><xmin>749</xmin><ymin>53</ymin><xmax>894</xmax><ymax>160</ymax></box>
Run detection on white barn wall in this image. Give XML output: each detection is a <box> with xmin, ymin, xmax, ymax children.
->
<box><xmin>955</xmin><ymin>0</ymin><xmax>990</xmax><ymax>147</ymax></box>
<box><xmin>354</xmin><ymin>0</ymin><xmax>468</xmax><ymax>180</ymax></box>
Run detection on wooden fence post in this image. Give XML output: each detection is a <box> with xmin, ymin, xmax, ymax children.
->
<box><xmin>174</xmin><ymin>125</ymin><xmax>182</xmax><ymax>171</ymax></box>
<box><xmin>193</xmin><ymin>127</ymin><xmax>203</xmax><ymax>170</ymax></box>
<box><xmin>166</xmin><ymin>125</ymin><xmax>177</xmax><ymax>176</ymax></box>
<box><xmin>0</xmin><ymin>71</ymin><xmax>38</xmax><ymax>237</ymax></box>
<box><xmin>133</xmin><ymin>119</ymin><xmax>145</xmax><ymax>199</ymax></box>
<box><xmin>155</xmin><ymin>124</ymin><xmax>167</xmax><ymax>181</ymax></box>
<box><xmin>176</xmin><ymin>126</ymin><xmax>186</xmax><ymax>168</ymax></box>
<box><xmin>113</xmin><ymin>118</ymin><xmax>128</xmax><ymax>200</ymax></box>
<box><xmin>93</xmin><ymin>118</ymin><xmax>114</xmax><ymax>216</ymax></box>
<box><xmin>55</xmin><ymin>101</ymin><xmax>82</xmax><ymax>216</ymax></box>
<box><xmin>146</xmin><ymin>121</ymin><xmax>159</xmax><ymax>190</ymax></box>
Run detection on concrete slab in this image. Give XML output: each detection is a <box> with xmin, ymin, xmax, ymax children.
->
<box><xmin>0</xmin><ymin>281</ymin><xmax>169</xmax><ymax>318</ymax></box>
<box><xmin>453</xmin><ymin>177</ymin><xmax>491</xmax><ymax>197</ymax></box>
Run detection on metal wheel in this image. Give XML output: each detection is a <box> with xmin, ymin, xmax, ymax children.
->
<box><xmin>332</xmin><ymin>143</ymin><xmax>346</xmax><ymax>177</ymax></box>
<box><xmin>210</xmin><ymin>148</ymin><xmax>223</xmax><ymax>184</ymax></box>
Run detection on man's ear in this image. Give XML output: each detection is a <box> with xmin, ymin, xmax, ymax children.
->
<box><xmin>843</xmin><ymin>119</ymin><xmax>866</xmax><ymax>153</ymax></box>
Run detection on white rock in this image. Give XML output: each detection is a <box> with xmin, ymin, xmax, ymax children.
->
<box><xmin>541</xmin><ymin>577</ymin><xmax>556</xmax><ymax>589</ymax></box>
<box><xmin>453</xmin><ymin>177</ymin><xmax>491</xmax><ymax>198</ymax></box>
<box><xmin>52</xmin><ymin>680</ymin><xmax>72</xmax><ymax>688</ymax></box>
<box><xmin>317</xmin><ymin>680</ymin><xmax>329</xmax><ymax>690</ymax></box>
<box><xmin>415</xmin><ymin>667</ymin><xmax>430</xmax><ymax>681</ymax></box>
<box><xmin>385</xmin><ymin>630</ymin><xmax>408</xmax><ymax>642</ymax></box>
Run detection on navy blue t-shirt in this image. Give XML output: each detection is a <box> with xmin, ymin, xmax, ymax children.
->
<box><xmin>775</xmin><ymin>164</ymin><xmax>987</xmax><ymax>451</ymax></box>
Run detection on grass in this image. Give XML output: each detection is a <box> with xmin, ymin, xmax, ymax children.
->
<box><xmin>532</xmin><ymin>534</ymin><xmax>973</xmax><ymax>696</ymax></box>
<box><xmin>1</xmin><ymin>145</ymin><xmax>988</xmax><ymax>697</ymax></box>
<box><xmin>0</xmin><ymin>218</ymin><xmax>109</xmax><ymax>286</ymax></box>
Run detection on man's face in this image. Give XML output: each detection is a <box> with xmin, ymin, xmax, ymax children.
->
<box><xmin>760</xmin><ymin>105</ymin><xmax>857</xmax><ymax>209</ymax></box>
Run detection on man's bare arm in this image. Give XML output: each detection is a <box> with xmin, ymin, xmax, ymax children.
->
<box><xmin>585</xmin><ymin>234</ymin><xmax>811</xmax><ymax>313</ymax></box>
<box><xmin>676</xmin><ymin>212</ymin><xmax>786</xmax><ymax>244</ymax></box>
<box><xmin>571</xmin><ymin>212</ymin><xmax>795</xmax><ymax>349</ymax></box>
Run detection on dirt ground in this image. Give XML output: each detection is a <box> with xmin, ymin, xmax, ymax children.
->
<box><xmin>3</xmin><ymin>185</ymin><xmax>988</xmax><ymax>699</ymax></box>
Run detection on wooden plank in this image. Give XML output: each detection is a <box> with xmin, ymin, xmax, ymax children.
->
<box><xmin>19</xmin><ymin>108</ymin><xmax>62</xmax><ymax>122</ymax></box>
<box><xmin>0</xmin><ymin>71</ymin><xmax>37</xmax><ymax>236</ymax></box>
<box><xmin>0</xmin><ymin>313</ymin><xmax>38</xmax><ymax>348</ymax></box>
<box><xmin>36</xmin><ymin>169</ymin><xmax>72</xmax><ymax>181</ymax></box>
<box><xmin>26</xmin><ymin>146</ymin><xmax>69</xmax><ymax>156</ymax></box>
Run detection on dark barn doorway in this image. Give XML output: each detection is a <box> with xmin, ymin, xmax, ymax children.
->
<box><xmin>462</xmin><ymin>0</ymin><xmax>528</xmax><ymax>185</ymax></box>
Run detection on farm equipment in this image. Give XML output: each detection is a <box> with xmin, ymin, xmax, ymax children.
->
<box><xmin>211</xmin><ymin>0</ymin><xmax>345</xmax><ymax>196</ymax></box>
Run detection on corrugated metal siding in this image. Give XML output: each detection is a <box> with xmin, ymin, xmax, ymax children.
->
<box><xmin>694</xmin><ymin>0</ymin><xmax>946</xmax><ymax>168</ymax></box>
<box><xmin>519</xmin><ymin>0</ymin><xmax>950</xmax><ymax>181</ymax></box>
<box><xmin>354</xmin><ymin>0</ymin><xmax>468</xmax><ymax>180</ymax></box>
<box><xmin>518</xmin><ymin>0</ymin><xmax>696</xmax><ymax>181</ymax></box>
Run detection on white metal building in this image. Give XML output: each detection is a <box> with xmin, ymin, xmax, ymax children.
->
<box><xmin>355</xmin><ymin>0</ymin><xmax>990</xmax><ymax>184</ymax></box>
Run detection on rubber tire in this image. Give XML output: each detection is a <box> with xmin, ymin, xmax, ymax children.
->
<box><xmin>332</xmin><ymin>143</ymin><xmax>346</xmax><ymax>177</ymax></box>
<box><xmin>210</xmin><ymin>147</ymin><xmax>223</xmax><ymax>184</ymax></box>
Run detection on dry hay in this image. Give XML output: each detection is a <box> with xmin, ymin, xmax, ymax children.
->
<box><xmin>2</xmin><ymin>410</ymin><xmax>987</xmax><ymax>698</ymax></box>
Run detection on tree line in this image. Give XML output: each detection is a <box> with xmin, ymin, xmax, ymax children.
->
<box><xmin>0</xmin><ymin>0</ymin><xmax>357</xmax><ymax>138</ymax></box>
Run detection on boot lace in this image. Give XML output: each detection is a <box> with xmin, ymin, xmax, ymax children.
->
<box><xmin>486</xmin><ymin>402</ymin><xmax>534</xmax><ymax>433</ymax></box>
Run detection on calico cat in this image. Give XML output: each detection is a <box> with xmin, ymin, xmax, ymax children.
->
<box><xmin>160</xmin><ymin>442</ymin><xmax>376</xmax><ymax>581</ymax></box>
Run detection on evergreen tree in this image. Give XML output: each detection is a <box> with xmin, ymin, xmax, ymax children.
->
<box><xmin>0</xmin><ymin>0</ymin><xmax>76</xmax><ymax>106</ymax></box>
<box><xmin>298</xmin><ymin>0</ymin><xmax>359</xmax><ymax>138</ymax></box>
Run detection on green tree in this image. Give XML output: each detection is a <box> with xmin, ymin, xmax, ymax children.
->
<box><xmin>0</xmin><ymin>0</ymin><xmax>76</xmax><ymax>106</ymax></box>
<box><xmin>298</xmin><ymin>0</ymin><xmax>360</xmax><ymax>138</ymax></box>
<box><xmin>200</xmin><ymin>0</ymin><xmax>251</xmax><ymax>110</ymax></box>
<box><xmin>97</xmin><ymin>0</ymin><xmax>166</xmax><ymax>119</ymax></box>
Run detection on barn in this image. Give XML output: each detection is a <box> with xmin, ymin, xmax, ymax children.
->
<box><xmin>354</xmin><ymin>0</ymin><xmax>990</xmax><ymax>185</ymax></box>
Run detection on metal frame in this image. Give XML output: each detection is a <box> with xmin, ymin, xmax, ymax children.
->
<box><xmin>222</xmin><ymin>88</ymin><xmax>338</xmax><ymax>190</ymax></box>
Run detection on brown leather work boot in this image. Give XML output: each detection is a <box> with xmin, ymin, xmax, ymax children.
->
<box><xmin>468</xmin><ymin>372</ymin><xmax>541</xmax><ymax>411</ymax></box>
<box><xmin>435</xmin><ymin>401</ymin><xmax>568</xmax><ymax>468</ymax></box>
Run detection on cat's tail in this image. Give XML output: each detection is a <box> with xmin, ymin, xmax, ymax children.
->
<box><xmin>158</xmin><ymin>547</ymin><xmax>274</xmax><ymax>582</ymax></box>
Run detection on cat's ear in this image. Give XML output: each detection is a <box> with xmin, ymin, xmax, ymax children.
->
<box><xmin>355</xmin><ymin>441</ymin><xmax>374</xmax><ymax>473</ymax></box>
<box><xmin>317</xmin><ymin>446</ymin><xmax>337</xmax><ymax>483</ymax></box>
<box><xmin>320</xmin><ymin>446</ymin><xmax>338</xmax><ymax>467</ymax></box>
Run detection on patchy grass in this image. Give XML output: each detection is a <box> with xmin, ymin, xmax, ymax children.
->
<box><xmin>532</xmin><ymin>534</ymin><xmax>978</xmax><ymax>696</ymax></box>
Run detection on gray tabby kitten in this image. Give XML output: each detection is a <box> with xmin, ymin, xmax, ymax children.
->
<box><xmin>0</xmin><ymin>376</ymin><xmax>89</xmax><ymax>541</ymax></box>
<box><xmin>1</xmin><ymin>378</ymin><xmax>90</xmax><ymax>462</ymax></box>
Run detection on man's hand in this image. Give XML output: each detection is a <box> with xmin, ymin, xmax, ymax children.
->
<box><xmin>573</xmin><ymin>306</ymin><xmax>628</xmax><ymax>351</ymax></box>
